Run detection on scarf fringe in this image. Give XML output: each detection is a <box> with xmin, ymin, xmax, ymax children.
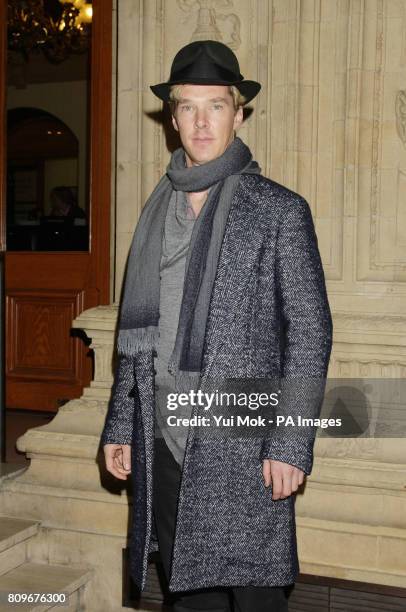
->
<box><xmin>117</xmin><ymin>327</ymin><xmax>159</xmax><ymax>356</ymax></box>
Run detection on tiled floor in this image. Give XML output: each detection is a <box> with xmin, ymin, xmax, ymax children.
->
<box><xmin>4</xmin><ymin>409</ymin><xmax>55</xmax><ymax>464</ymax></box>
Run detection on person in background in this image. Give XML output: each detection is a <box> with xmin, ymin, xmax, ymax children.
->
<box><xmin>49</xmin><ymin>186</ymin><xmax>86</xmax><ymax>219</ymax></box>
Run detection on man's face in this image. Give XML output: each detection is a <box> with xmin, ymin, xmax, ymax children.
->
<box><xmin>171</xmin><ymin>84</ymin><xmax>243</xmax><ymax>167</ymax></box>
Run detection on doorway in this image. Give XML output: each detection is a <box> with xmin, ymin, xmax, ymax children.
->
<box><xmin>1</xmin><ymin>0</ymin><xmax>112</xmax><ymax>412</ymax></box>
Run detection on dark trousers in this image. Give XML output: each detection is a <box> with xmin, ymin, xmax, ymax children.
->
<box><xmin>152</xmin><ymin>437</ymin><xmax>289</xmax><ymax>612</ymax></box>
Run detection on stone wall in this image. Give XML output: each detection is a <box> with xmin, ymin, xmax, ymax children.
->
<box><xmin>114</xmin><ymin>0</ymin><xmax>406</xmax><ymax>316</ymax></box>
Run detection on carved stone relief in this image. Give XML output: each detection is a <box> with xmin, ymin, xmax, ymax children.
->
<box><xmin>396</xmin><ymin>90</ymin><xmax>406</xmax><ymax>146</ymax></box>
<box><xmin>356</xmin><ymin>0</ymin><xmax>406</xmax><ymax>279</ymax></box>
<box><xmin>176</xmin><ymin>0</ymin><xmax>241</xmax><ymax>49</ymax></box>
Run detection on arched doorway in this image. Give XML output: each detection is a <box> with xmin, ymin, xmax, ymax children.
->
<box><xmin>7</xmin><ymin>107</ymin><xmax>87</xmax><ymax>251</ymax></box>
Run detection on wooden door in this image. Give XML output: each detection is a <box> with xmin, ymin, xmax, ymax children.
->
<box><xmin>1</xmin><ymin>0</ymin><xmax>112</xmax><ymax>411</ymax></box>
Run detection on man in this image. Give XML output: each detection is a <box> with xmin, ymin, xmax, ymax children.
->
<box><xmin>101</xmin><ymin>40</ymin><xmax>333</xmax><ymax>612</ymax></box>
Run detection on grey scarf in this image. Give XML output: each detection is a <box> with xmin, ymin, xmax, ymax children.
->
<box><xmin>117</xmin><ymin>137</ymin><xmax>260</xmax><ymax>383</ymax></box>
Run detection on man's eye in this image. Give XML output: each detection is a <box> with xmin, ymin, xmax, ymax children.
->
<box><xmin>213</xmin><ymin>104</ymin><xmax>223</xmax><ymax>110</ymax></box>
<box><xmin>180</xmin><ymin>105</ymin><xmax>192</xmax><ymax>111</ymax></box>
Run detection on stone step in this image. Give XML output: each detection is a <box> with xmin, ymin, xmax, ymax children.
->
<box><xmin>0</xmin><ymin>562</ymin><xmax>93</xmax><ymax>611</ymax></box>
<box><xmin>0</xmin><ymin>518</ymin><xmax>39</xmax><ymax>555</ymax></box>
<box><xmin>0</xmin><ymin>517</ymin><xmax>40</xmax><ymax>576</ymax></box>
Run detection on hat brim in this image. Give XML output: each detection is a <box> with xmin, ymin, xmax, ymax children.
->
<box><xmin>150</xmin><ymin>78</ymin><xmax>261</xmax><ymax>105</ymax></box>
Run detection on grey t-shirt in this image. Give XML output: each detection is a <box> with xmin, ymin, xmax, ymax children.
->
<box><xmin>154</xmin><ymin>189</ymin><xmax>196</xmax><ymax>466</ymax></box>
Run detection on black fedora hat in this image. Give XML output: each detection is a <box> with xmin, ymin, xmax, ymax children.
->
<box><xmin>150</xmin><ymin>40</ymin><xmax>261</xmax><ymax>104</ymax></box>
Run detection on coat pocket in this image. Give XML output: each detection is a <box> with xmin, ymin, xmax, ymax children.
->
<box><xmin>222</xmin><ymin>456</ymin><xmax>294</xmax><ymax>567</ymax></box>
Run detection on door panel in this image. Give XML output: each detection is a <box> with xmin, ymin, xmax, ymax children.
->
<box><xmin>6</xmin><ymin>252</ymin><xmax>98</xmax><ymax>411</ymax></box>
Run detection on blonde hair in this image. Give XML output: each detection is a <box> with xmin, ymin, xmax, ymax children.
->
<box><xmin>169</xmin><ymin>84</ymin><xmax>246</xmax><ymax>114</ymax></box>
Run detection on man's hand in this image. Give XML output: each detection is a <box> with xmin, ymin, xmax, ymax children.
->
<box><xmin>262</xmin><ymin>459</ymin><xmax>304</xmax><ymax>500</ymax></box>
<box><xmin>104</xmin><ymin>444</ymin><xmax>132</xmax><ymax>480</ymax></box>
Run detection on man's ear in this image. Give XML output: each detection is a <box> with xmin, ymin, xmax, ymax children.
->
<box><xmin>233</xmin><ymin>106</ymin><xmax>243</xmax><ymax>131</ymax></box>
<box><xmin>172</xmin><ymin>113</ymin><xmax>179</xmax><ymax>132</ymax></box>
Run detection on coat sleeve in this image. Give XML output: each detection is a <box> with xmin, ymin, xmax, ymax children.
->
<box><xmin>100</xmin><ymin>354</ymin><xmax>136</xmax><ymax>446</ymax></box>
<box><xmin>260</xmin><ymin>195</ymin><xmax>333</xmax><ymax>474</ymax></box>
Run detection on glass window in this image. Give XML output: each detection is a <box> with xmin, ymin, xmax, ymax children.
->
<box><xmin>6</xmin><ymin>0</ymin><xmax>91</xmax><ymax>251</ymax></box>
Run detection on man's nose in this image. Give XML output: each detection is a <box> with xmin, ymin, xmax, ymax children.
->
<box><xmin>194</xmin><ymin>109</ymin><xmax>208</xmax><ymax>128</ymax></box>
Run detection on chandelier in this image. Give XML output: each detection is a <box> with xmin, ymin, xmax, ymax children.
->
<box><xmin>8</xmin><ymin>0</ymin><xmax>93</xmax><ymax>64</ymax></box>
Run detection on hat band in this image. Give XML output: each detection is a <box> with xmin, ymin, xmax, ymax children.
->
<box><xmin>170</xmin><ymin>62</ymin><xmax>243</xmax><ymax>86</ymax></box>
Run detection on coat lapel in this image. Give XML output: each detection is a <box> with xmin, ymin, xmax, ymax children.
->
<box><xmin>202</xmin><ymin>191</ymin><xmax>266</xmax><ymax>377</ymax></box>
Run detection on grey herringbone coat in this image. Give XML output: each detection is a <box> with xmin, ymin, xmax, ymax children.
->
<box><xmin>101</xmin><ymin>173</ymin><xmax>333</xmax><ymax>592</ymax></box>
